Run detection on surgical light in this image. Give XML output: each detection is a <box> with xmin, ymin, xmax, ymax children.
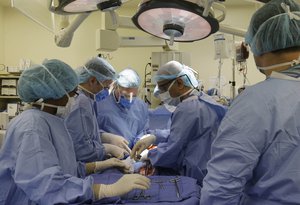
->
<box><xmin>132</xmin><ymin>0</ymin><xmax>219</xmax><ymax>43</ymax></box>
<box><xmin>52</xmin><ymin>0</ymin><xmax>124</xmax><ymax>14</ymax></box>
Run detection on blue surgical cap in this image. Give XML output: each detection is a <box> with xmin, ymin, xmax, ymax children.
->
<box><xmin>76</xmin><ymin>57</ymin><xmax>116</xmax><ymax>84</ymax></box>
<box><xmin>245</xmin><ymin>0</ymin><xmax>300</xmax><ymax>56</ymax></box>
<box><xmin>18</xmin><ymin>59</ymin><xmax>78</xmax><ymax>103</ymax></box>
<box><xmin>116</xmin><ymin>68</ymin><xmax>141</xmax><ymax>88</ymax></box>
<box><xmin>155</xmin><ymin>61</ymin><xmax>199</xmax><ymax>88</ymax></box>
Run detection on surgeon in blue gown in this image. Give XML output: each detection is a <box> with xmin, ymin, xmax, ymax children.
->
<box><xmin>65</xmin><ymin>57</ymin><xmax>130</xmax><ymax>162</ymax></box>
<box><xmin>200</xmin><ymin>0</ymin><xmax>300</xmax><ymax>204</ymax></box>
<box><xmin>0</xmin><ymin>59</ymin><xmax>150</xmax><ymax>205</ymax></box>
<box><xmin>96</xmin><ymin>68</ymin><xmax>149</xmax><ymax>148</ymax></box>
<box><xmin>131</xmin><ymin>61</ymin><xmax>227</xmax><ymax>184</ymax></box>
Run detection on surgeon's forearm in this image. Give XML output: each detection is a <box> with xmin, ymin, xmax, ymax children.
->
<box><xmin>85</xmin><ymin>162</ymin><xmax>96</xmax><ymax>175</ymax></box>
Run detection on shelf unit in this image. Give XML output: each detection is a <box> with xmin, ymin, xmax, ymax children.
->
<box><xmin>0</xmin><ymin>74</ymin><xmax>21</xmax><ymax>112</ymax></box>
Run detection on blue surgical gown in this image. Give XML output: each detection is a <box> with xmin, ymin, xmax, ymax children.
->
<box><xmin>0</xmin><ymin>109</ymin><xmax>94</xmax><ymax>205</ymax></box>
<box><xmin>147</xmin><ymin>105</ymin><xmax>172</xmax><ymax>142</ymax></box>
<box><xmin>201</xmin><ymin>76</ymin><xmax>300</xmax><ymax>204</ymax></box>
<box><xmin>148</xmin><ymin>105</ymin><xmax>172</xmax><ymax>130</ymax></box>
<box><xmin>96</xmin><ymin>94</ymin><xmax>149</xmax><ymax>148</ymax></box>
<box><xmin>65</xmin><ymin>91</ymin><xmax>105</xmax><ymax>162</ymax></box>
<box><xmin>148</xmin><ymin>91</ymin><xmax>227</xmax><ymax>184</ymax></box>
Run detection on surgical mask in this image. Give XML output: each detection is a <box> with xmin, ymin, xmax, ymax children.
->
<box><xmin>159</xmin><ymin>80</ymin><xmax>191</xmax><ymax>105</ymax></box>
<box><xmin>257</xmin><ymin>57</ymin><xmax>300</xmax><ymax>71</ymax></box>
<box><xmin>158</xmin><ymin>80</ymin><xmax>176</xmax><ymax>103</ymax></box>
<box><xmin>34</xmin><ymin>95</ymin><xmax>75</xmax><ymax>117</ymax></box>
<box><xmin>78</xmin><ymin>84</ymin><xmax>107</xmax><ymax>102</ymax></box>
<box><xmin>159</xmin><ymin>91</ymin><xmax>172</xmax><ymax>104</ymax></box>
<box><xmin>95</xmin><ymin>88</ymin><xmax>109</xmax><ymax>102</ymax></box>
<box><xmin>117</xmin><ymin>91</ymin><xmax>135</xmax><ymax>109</ymax></box>
<box><xmin>159</xmin><ymin>91</ymin><xmax>180</xmax><ymax>113</ymax></box>
<box><xmin>118</xmin><ymin>96</ymin><xmax>132</xmax><ymax>109</ymax></box>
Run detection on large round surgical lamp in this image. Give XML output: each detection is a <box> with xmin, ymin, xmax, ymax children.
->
<box><xmin>132</xmin><ymin>0</ymin><xmax>219</xmax><ymax>44</ymax></box>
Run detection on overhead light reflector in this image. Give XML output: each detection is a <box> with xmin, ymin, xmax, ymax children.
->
<box><xmin>132</xmin><ymin>0</ymin><xmax>219</xmax><ymax>42</ymax></box>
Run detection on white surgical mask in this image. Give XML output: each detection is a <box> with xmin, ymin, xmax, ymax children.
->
<box><xmin>257</xmin><ymin>56</ymin><xmax>300</xmax><ymax>71</ymax></box>
<box><xmin>158</xmin><ymin>80</ymin><xmax>176</xmax><ymax>103</ymax></box>
<box><xmin>34</xmin><ymin>95</ymin><xmax>75</xmax><ymax>118</ymax></box>
<box><xmin>159</xmin><ymin>79</ymin><xmax>193</xmax><ymax>105</ymax></box>
<box><xmin>159</xmin><ymin>91</ymin><xmax>172</xmax><ymax>103</ymax></box>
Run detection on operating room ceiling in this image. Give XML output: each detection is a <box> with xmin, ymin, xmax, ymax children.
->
<box><xmin>0</xmin><ymin>0</ymin><xmax>267</xmax><ymax>8</ymax></box>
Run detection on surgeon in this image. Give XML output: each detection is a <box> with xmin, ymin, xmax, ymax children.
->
<box><xmin>96</xmin><ymin>68</ymin><xmax>150</xmax><ymax>149</ymax></box>
<box><xmin>131</xmin><ymin>61</ymin><xmax>227</xmax><ymax>184</ymax></box>
<box><xmin>200</xmin><ymin>0</ymin><xmax>300</xmax><ymax>204</ymax></box>
<box><xmin>0</xmin><ymin>59</ymin><xmax>150</xmax><ymax>205</ymax></box>
<box><xmin>65</xmin><ymin>57</ymin><xmax>130</xmax><ymax>162</ymax></box>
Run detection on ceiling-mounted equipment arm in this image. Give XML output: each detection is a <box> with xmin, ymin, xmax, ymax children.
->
<box><xmin>54</xmin><ymin>12</ymin><xmax>90</xmax><ymax>47</ymax></box>
<box><xmin>212</xmin><ymin>3</ymin><xmax>226</xmax><ymax>22</ymax></box>
<box><xmin>203</xmin><ymin>0</ymin><xmax>216</xmax><ymax>17</ymax></box>
<box><xmin>219</xmin><ymin>24</ymin><xmax>246</xmax><ymax>38</ymax></box>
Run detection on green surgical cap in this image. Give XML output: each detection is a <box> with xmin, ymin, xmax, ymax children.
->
<box><xmin>245</xmin><ymin>0</ymin><xmax>300</xmax><ymax>56</ymax></box>
<box><xmin>116</xmin><ymin>68</ymin><xmax>140</xmax><ymax>88</ymax></box>
<box><xmin>18</xmin><ymin>59</ymin><xmax>78</xmax><ymax>102</ymax></box>
<box><xmin>76</xmin><ymin>57</ymin><xmax>116</xmax><ymax>84</ymax></box>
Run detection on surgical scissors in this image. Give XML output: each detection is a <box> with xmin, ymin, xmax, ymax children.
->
<box><xmin>132</xmin><ymin>190</ymin><xmax>151</xmax><ymax>200</ymax></box>
<box><xmin>170</xmin><ymin>176</ymin><xmax>181</xmax><ymax>198</ymax></box>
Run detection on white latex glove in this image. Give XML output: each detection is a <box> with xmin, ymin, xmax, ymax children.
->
<box><xmin>130</xmin><ymin>134</ymin><xmax>156</xmax><ymax>161</ymax></box>
<box><xmin>94</xmin><ymin>158</ymin><xmax>130</xmax><ymax>173</ymax></box>
<box><xmin>122</xmin><ymin>157</ymin><xmax>135</xmax><ymax>173</ymax></box>
<box><xmin>101</xmin><ymin>132</ymin><xmax>131</xmax><ymax>153</ymax></box>
<box><xmin>104</xmin><ymin>143</ymin><xmax>129</xmax><ymax>159</ymax></box>
<box><xmin>97</xmin><ymin>174</ymin><xmax>150</xmax><ymax>199</ymax></box>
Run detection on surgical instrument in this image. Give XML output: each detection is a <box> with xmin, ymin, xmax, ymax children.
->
<box><xmin>170</xmin><ymin>176</ymin><xmax>181</xmax><ymax>198</ymax></box>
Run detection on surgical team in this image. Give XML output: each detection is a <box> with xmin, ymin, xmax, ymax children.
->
<box><xmin>1</xmin><ymin>0</ymin><xmax>300</xmax><ymax>204</ymax></box>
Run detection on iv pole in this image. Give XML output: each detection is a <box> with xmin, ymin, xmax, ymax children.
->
<box><xmin>230</xmin><ymin>35</ymin><xmax>236</xmax><ymax>99</ymax></box>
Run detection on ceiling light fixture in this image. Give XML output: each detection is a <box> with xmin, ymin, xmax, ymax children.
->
<box><xmin>132</xmin><ymin>0</ymin><xmax>220</xmax><ymax>44</ymax></box>
<box><xmin>51</xmin><ymin>0</ymin><xmax>127</xmax><ymax>14</ymax></box>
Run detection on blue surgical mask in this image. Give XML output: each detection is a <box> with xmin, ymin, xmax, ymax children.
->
<box><xmin>119</xmin><ymin>95</ymin><xmax>135</xmax><ymax>109</ymax></box>
<box><xmin>95</xmin><ymin>88</ymin><xmax>109</xmax><ymax>102</ymax></box>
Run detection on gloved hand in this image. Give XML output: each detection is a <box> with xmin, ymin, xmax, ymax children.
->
<box><xmin>130</xmin><ymin>134</ymin><xmax>156</xmax><ymax>161</ymax></box>
<box><xmin>104</xmin><ymin>143</ymin><xmax>129</xmax><ymax>159</ymax></box>
<box><xmin>122</xmin><ymin>157</ymin><xmax>135</xmax><ymax>173</ymax></box>
<box><xmin>94</xmin><ymin>158</ymin><xmax>130</xmax><ymax>173</ymax></box>
<box><xmin>97</xmin><ymin>174</ymin><xmax>150</xmax><ymax>199</ymax></box>
<box><xmin>101</xmin><ymin>132</ymin><xmax>131</xmax><ymax>153</ymax></box>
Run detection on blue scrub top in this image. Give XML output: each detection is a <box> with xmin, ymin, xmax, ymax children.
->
<box><xmin>96</xmin><ymin>94</ymin><xmax>149</xmax><ymax>148</ymax></box>
<box><xmin>65</xmin><ymin>91</ymin><xmax>106</xmax><ymax>162</ymax></box>
<box><xmin>201</xmin><ymin>76</ymin><xmax>300</xmax><ymax>204</ymax></box>
<box><xmin>0</xmin><ymin>109</ymin><xmax>94</xmax><ymax>205</ymax></box>
<box><xmin>148</xmin><ymin>91</ymin><xmax>227</xmax><ymax>184</ymax></box>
